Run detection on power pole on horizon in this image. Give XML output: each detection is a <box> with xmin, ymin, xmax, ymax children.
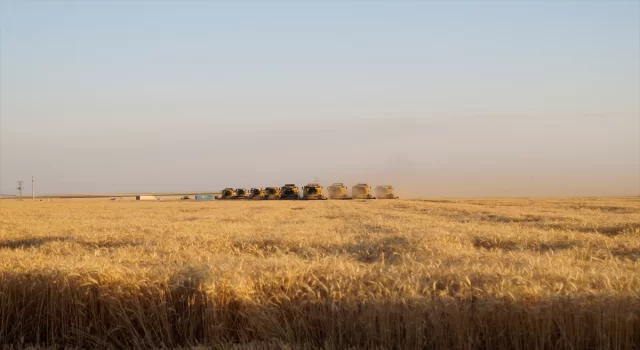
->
<box><xmin>17</xmin><ymin>181</ymin><xmax>23</xmax><ymax>200</ymax></box>
<box><xmin>32</xmin><ymin>176</ymin><xmax>35</xmax><ymax>199</ymax></box>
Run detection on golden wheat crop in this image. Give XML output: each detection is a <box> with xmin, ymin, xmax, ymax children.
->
<box><xmin>0</xmin><ymin>197</ymin><xmax>639</xmax><ymax>348</ymax></box>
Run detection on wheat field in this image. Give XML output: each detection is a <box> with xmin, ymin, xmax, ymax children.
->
<box><xmin>0</xmin><ymin>197</ymin><xmax>639</xmax><ymax>349</ymax></box>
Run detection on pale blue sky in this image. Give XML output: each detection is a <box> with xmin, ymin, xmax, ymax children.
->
<box><xmin>1</xmin><ymin>1</ymin><xmax>638</xmax><ymax>197</ymax></box>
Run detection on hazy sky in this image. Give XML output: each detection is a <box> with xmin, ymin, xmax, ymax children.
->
<box><xmin>1</xmin><ymin>1</ymin><xmax>639</xmax><ymax>197</ymax></box>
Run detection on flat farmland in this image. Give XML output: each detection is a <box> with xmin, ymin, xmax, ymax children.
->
<box><xmin>1</xmin><ymin>197</ymin><xmax>639</xmax><ymax>348</ymax></box>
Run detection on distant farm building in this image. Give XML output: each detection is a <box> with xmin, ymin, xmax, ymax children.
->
<box><xmin>136</xmin><ymin>195</ymin><xmax>159</xmax><ymax>201</ymax></box>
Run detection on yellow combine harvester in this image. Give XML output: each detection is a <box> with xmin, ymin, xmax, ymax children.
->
<box><xmin>280</xmin><ymin>184</ymin><xmax>300</xmax><ymax>200</ymax></box>
<box><xmin>264</xmin><ymin>187</ymin><xmax>281</xmax><ymax>200</ymax></box>
<box><xmin>327</xmin><ymin>183</ymin><xmax>351</xmax><ymax>199</ymax></box>
<box><xmin>352</xmin><ymin>183</ymin><xmax>375</xmax><ymax>199</ymax></box>
<box><xmin>217</xmin><ymin>183</ymin><xmax>394</xmax><ymax>201</ymax></box>
<box><xmin>302</xmin><ymin>183</ymin><xmax>327</xmax><ymax>200</ymax></box>
<box><xmin>249</xmin><ymin>188</ymin><xmax>266</xmax><ymax>200</ymax></box>
<box><xmin>375</xmin><ymin>185</ymin><xmax>399</xmax><ymax>199</ymax></box>
<box><xmin>235</xmin><ymin>188</ymin><xmax>249</xmax><ymax>199</ymax></box>
<box><xmin>217</xmin><ymin>188</ymin><xmax>236</xmax><ymax>200</ymax></box>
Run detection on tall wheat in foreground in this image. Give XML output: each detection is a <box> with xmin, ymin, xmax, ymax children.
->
<box><xmin>1</xmin><ymin>197</ymin><xmax>639</xmax><ymax>348</ymax></box>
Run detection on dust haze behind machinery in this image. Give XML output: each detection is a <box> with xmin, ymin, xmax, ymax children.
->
<box><xmin>2</xmin><ymin>116</ymin><xmax>637</xmax><ymax>197</ymax></box>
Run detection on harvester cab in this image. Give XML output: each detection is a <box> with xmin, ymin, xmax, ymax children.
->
<box><xmin>375</xmin><ymin>185</ymin><xmax>399</xmax><ymax>199</ymax></box>
<box><xmin>280</xmin><ymin>184</ymin><xmax>300</xmax><ymax>200</ymax></box>
<box><xmin>235</xmin><ymin>188</ymin><xmax>249</xmax><ymax>199</ymax></box>
<box><xmin>249</xmin><ymin>188</ymin><xmax>266</xmax><ymax>200</ymax></box>
<box><xmin>327</xmin><ymin>183</ymin><xmax>351</xmax><ymax>200</ymax></box>
<box><xmin>352</xmin><ymin>183</ymin><xmax>375</xmax><ymax>199</ymax></box>
<box><xmin>302</xmin><ymin>183</ymin><xmax>327</xmax><ymax>200</ymax></box>
<box><xmin>218</xmin><ymin>188</ymin><xmax>236</xmax><ymax>200</ymax></box>
<box><xmin>264</xmin><ymin>187</ymin><xmax>281</xmax><ymax>200</ymax></box>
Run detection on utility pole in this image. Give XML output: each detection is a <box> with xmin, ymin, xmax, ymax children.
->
<box><xmin>17</xmin><ymin>181</ymin><xmax>23</xmax><ymax>200</ymax></box>
<box><xmin>32</xmin><ymin>176</ymin><xmax>35</xmax><ymax>199</ymax></box>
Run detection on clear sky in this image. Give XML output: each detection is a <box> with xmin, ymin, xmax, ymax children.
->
<box><xmin>1</xmin><ymin>1</ymin><xmax>638</xmax><ymax>197</ymax></box>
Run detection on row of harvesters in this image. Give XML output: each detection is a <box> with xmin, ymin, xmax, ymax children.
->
<box><xmin>215</xmin><ymin>183</ymin><xmax>398</xmax><ymax>200</ymax></box>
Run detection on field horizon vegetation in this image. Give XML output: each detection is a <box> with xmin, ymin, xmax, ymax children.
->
<box><xmin>1</xmin><ymin>196</ymin><xmax>639</xmax><ymax>348</ymax></box>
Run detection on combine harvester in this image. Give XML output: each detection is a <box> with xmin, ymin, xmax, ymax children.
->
<box><xmin>280</xmin><ymin>184</ymin><xmax>300</xmax><ymax>200</ymax></box>
<box><xmin>264</xmin><ymin>187</ymin><xmax>281</xmax><ymax>200</ymax></box>
<box><xmin>327</xmin><ymin>183</ymin><xmax>352</xmax><ymax>200</ymax></box>
<box><xmin>217</xmin><ymin>188</ymin><xmax>236</xmax><ymax>200</ymax></box>
<box><xmin>352</xmin><ymin>183</ymin><xmax>376</xmax><ymax>199</ymax></box>
<box><xmin>375</xmin><ymin>185</ymin><xmax>399</xmax><ymax>199</ymax></box>
<box><xmin>301</xmin><ymin>183</ymin><xmax>327</xmax><ymax>200</ymax></box>
<box><xmin>249</xmin><ymin>188</ymin><xmax>266</xmax><ymax>200</ymax></box>
<box><xmin>235</xmin><ymin>188</ymin><xmax>249</xmax><ymax>200</ymax></box>
<box><xmin>214</xmin><ymin>183</ymin><xmax>396</xmax><ymax>201</ymax></box>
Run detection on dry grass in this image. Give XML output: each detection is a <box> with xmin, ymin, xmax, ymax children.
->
<box><xmin>0</xmin><ymin>197</ymin><xmax>639</xmax><ymax>348</ymax></box>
